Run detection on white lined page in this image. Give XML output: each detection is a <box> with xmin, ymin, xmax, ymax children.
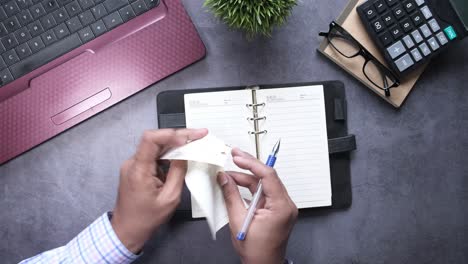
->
<box><xmin>256</xmin><ymin>85</ymin><xmax>332</xmax><ymax>208</ymax></box>
<box><xmin>184</xmin><ymin>90</ymin><xmax>256</xmax><ymax>217</ymax></box>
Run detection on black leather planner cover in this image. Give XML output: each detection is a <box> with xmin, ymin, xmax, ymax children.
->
<box><xmin>157</xmin><ymin>81</ymin><xmax>355</xmax><ymax>217</ymax></box>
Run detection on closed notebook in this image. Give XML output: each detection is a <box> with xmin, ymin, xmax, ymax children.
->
<box><xmin>184</xmin><ymin>84</ymin><xmax>332</xmax><ymax>216</ymax></box>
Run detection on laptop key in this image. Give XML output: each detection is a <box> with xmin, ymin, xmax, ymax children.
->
<box><xmin>2</xmin><ymin>34</ymin><xmax>18</xmax><ymax>50</ymax></box>
<box><xmin>66</xmin><ymin>16</ymin><xmax>82</xmax><ymax>32</ymax></box>
<box><xmin>0</xmin><ymin>56</ymin><xmax>6</xmax><ymax>69</ymax></box>
<box><xmin>91</xmin><ymin>3</ymin><xmax>106</xmax><ymax>19</ymax></box>
<box><xmin>53</xmin><ymin>7</ymin><xmax>69</xmax><ymax>23</ymax></box>
<box><xmin>15</xmin><ymin>27</ymin><xmax>32</xmax><ymax>43</ymax></box>
<box><xmin>3</xmin><ymin>49</ymin><xmax>20</xmax><ymax>65</ymax></box>
<box><xmin>131</xmin><ymin>0</ymin><xmax>147</xmax><ymax>15</ymax></box>
<box><xmin>0</xmin><ymin>23</ymin><xmax>9</xmax><ymax>38</ymax></box>
<box><xmin>78</xmin><ymin>26</ymin><xmax>94</xmax><ymax>42</ymax></box>
<box><xmin>18</xmin><ymin>10</ymin><xmax>34</xmax><ymax>25</ymax></box>
<box><xmin>119</xmin><ymin>5</ymin><xmax>135</xmax><ymax>22</ymax></box>
<box><xmin>65</xmin><ymin>0</ymin><xmax>81</xmax><ymax>17</ymax></box>
<box><xmin>0</xmin><ymin>68</ymin><xmax>13</xmax><ymax>85</ymax></box>
<box><xmin>28</xmin><ymin>20</ymin><xmax>44</xmax><ymax>36</ymax></box>
<box><xmin>145</xmin><ymin>0</ymin><xmax>159</xmax><ymax>8</ymax></box>
<box><xmin>40</xmin><ymin>13</ymin><xmax>57</xmax><ymax>30</ymax></box>
<box><xmin>28</xmin><ymin>36</ymin><xmax>45</xmax><ymax>53</ymax></box>
<box><xmin>4</xmin><ymin>16</ymin><xmax>21</xmax><ymax>32</ymax></box>
<box><xmin>103</xmin><ymin>11</ymin><xmax>122</xmax><ymax>30</ymax></box>
<box><xmin>103</xmin><ymin>0</ymin><xmax>127</xmax><ymax>13</ymax></box>
<box><xmin>43</xmin><ymin>0</ymin><xmax>59</xmax><ymax>12</ymax></box>
<box><xmin>90</xmin><ymin>19</ymin><xmax>106</xmax><ymax>36</ymax></box>
<box><xmin>78</xmin><ymin>10</ymin><xmax>95</xmax><ymax>26</ymax></box>
<box><xmin>9</xmin><ymin>32</ymin><xmax>82</xmax><ymax>79</ymax></box>
<box><xmin>30</xmin><ymin>3</ymin><xmax>46</xmax><ymax>19</ymax></box>
<box><xmin>53</xmin><ymin>22</ymin><xmax>70</xmax><ymax>38</ymax></box>
<box><xmin>16</xmin><ymin>42</ymin><xmax>32</xmax><ymax>59</ymax></box>
<box><xmin>16</xmin><ymin>0</ymin><xmax>33</xmax><ymax>9</ymax></box>
<box><xmin>4</xmin><ymin>1</ymin><xmax>20</xmax><ymax>17</ymax></box>
<box><xmin>78</xmin><ymin>0</ymin><xmax>94</xmax><ymax>10</ymax></box>
<box><xmin>41</xmin><ymin>29</ymin><xmax>57</xmax><ymax>45</ymax></box>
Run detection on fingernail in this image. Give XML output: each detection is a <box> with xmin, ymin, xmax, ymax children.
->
<box><xmin>217</xmin><ymin>172</ymin><xmax>228</xmax><ymax>186</ymax></box>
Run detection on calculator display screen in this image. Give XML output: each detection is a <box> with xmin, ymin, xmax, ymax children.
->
<box><xmin>451</xmin><ymin>0</ymin><xmax>468</xmax><ymax>30</ymax></box>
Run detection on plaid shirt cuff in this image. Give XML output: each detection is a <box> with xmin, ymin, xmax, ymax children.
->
<box><xmin>21</xmin><ymin>212</ymin><xmax>140</xmax><ymax>264</ymax></box>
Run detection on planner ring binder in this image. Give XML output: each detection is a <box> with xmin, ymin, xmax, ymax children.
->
<box><xmin>246</xmin><ymin>103</ymin><xmax>265</xmax><ymax>107</ymax></box>
<box><xmin>247</xmin><ymin>117</ymin><xmax>267</xmax><ymax>121</ymax></box>
<box><xmin>248</xmin><ymin>130</ymin><xmax>267</xmax><ymax>135</ymax></box>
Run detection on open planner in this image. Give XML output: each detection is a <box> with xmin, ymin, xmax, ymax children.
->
<box><xmin>157</xmin><ymin>81</ymin><xmax>355</xmax><ymax>218</ymax></box>
<box><xmin>184</xmin><ymin>85</ymin><xmax>332</xmax><ymax>212</ymax></box>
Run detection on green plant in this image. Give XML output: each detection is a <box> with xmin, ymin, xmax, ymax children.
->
<box><xmin>204</xmin><ymin>0</ymin><xmax>297</xmax><ymax>38</ymax></box>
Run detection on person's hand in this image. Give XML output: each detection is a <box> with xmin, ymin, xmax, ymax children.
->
<box><xmin>217</xmin><ymin>148</ymin><xmax>298</xmax><ymax>264</ymax></box>
<box><xmin>111</xmin><ymin>128</ymin><xmax>208</xmax><ymax>253</ymax></box>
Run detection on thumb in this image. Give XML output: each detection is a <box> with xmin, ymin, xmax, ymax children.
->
<box><xmin>161</xmin><ymin>160</ymin><xmax>187</xmax><ymax>198</ymax></box>
<box><xmin>217</xmin><ymin>172</ymin><xmax>246</xmax><ymax>229</ymax></box>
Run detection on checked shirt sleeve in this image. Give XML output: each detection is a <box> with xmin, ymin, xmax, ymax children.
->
<box><xmin>20</xmin><ymin>212</ymin><xmax>139</xmax><ymax>264</ymax></box>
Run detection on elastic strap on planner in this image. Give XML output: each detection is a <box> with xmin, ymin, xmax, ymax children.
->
<box><xmin>328</xmin><ymin>135</ymin><xmax>356</xmax><ymax>154</ymax></box>
<box><xmin>159</xmin><ymin>113</ymin><xmax>186</xmax><ymax>128</ymax></box>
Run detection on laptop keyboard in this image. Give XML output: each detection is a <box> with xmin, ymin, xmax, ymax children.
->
<box><xmin>0</xmin><ymin>0</ymin><xmax>160</xmax><ymax>86</ymax></box>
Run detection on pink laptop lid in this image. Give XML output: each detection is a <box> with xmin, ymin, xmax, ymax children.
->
<box><xmin>0</xmin><ymin>0</ymin><xmax>206</xmax><ymax>164</ymax></box>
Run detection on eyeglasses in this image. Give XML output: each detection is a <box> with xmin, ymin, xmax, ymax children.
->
<box><xmin>319</xmin><ymin>21</ymin><xmax>400</xmax><ymax>96</ymax></box>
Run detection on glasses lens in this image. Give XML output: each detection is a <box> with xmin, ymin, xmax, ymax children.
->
<box><xmin>328</xmin><ymin>27</ymin><xmax>360</xmax><ymax>58</ymax></box>
<box><xmin>363</xmin><ymin>59</ymin><xmax>398</xmax><ymax>89</ymax></box>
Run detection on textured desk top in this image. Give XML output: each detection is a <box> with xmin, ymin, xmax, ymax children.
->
<box><xmin>1</xmin><ymin>0</ymin><xmax>468</xmax><ymax>263</ymax></box>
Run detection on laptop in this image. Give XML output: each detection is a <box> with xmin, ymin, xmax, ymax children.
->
<box><xmin>0</xmin><ymin>0</ymin><xmax>206</xmax><ymax>164</ymax></box>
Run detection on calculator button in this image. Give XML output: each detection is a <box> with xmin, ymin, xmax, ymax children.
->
<box><xmin>419</xmin><ymin>42</ymin><xmax>431</xmax><ymax>56</ymax></box>
<box><xmin>411</xmin><ymin>29</ymin><xmax>424</xmax><ymax>43</ymax></box>
<box><xmin>420</xmin><ymin>6</ymin><xmax>432</xmax><ymax>19</ymax></box>
<box><xmin>410</xmin><ymin>48</ymin><xmax>423</xmax><ymax>62</ymax></box>
<box><xmin>400</xmin><ymin>18</ymin><xmax>413</xmax><ymax>33</ymax></box>
<box><xmin>380</xmin><ymin>31</ymin><xmax>393</xmax><ymax>46</ymax></box>
<box><xmin>403</xmin><ymin>0</ymin><xmax>416</xmax><ymax>13</ymax></box>
<box><xmin>372</xmin><ymin>19</ymin><xmax>385</xmax><ymax>33</ymax></box>
<box><xmin>415</xmin><ymin>0</ymin><xmax>425</xmax><ymax>6</ymax></box>
<box><xmin>444</xmin><ymin>26</ymin><xmax>457</xmax><ymax>40</ymax></box>
<box><xmin>393</xmin><ymin>5</ymin><xmax>405</xmax><ymax>20</ymax></box>
<box><xmin>386</xmin><ymin>0</ymin><xmax>397</xmax><ymax>7</ymax></box>
<box><xmin>382</xmin><ymin>12</ymin><xmax>395</xmax><ymax>26</ymax></box>
<box><xmin>427</xmin><ymin>19</ymin><xmax>440</xmax><ymax>33</ymax></box>
<box><xmin>364</xmin><ymin>6</ymin><xmax>377</xmax><ymax>20</ymax></box>
<box><xmin>402</xmin><ymin>35</ymin><xmax>415</xmax><ymax>48</ymax></box>
<box><xmin>387</xmin><ymin>40</ymin><xmax>406</xmax><ymax>59</ymax></box>
<box><xmin>394</xmin><ymin>53</ymin><xmax>414</xmax><ymax>72</ymax></box>
<box><xmin>374</xmin><ymin>0</ymin><xmax>387</xmax><ymax>13</ymax></box>
<box><xmin>436</xmin><ymin>32</ymin><xmax>448</xmax><ymax>45</ymax></box>
<box><xmin>419</xmin><ymin>24</ymin><xmax>431</xmax><ymax>38</ymax></box>
<box><xmin>411</xmin><ymin>11</ymin><xmax>424</xmax><ymax>26</ymax></box>
<box><xmin>427</xmin><ymin>37</ymin><xmax>439</xmax><ymax>51</ymax></box>
<box><xmin>389</xmin><ymin>24</ymin><xmax>403</xmax><ymax>39</ymax></box>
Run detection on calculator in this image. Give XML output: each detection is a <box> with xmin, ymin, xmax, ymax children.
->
<box><xmin>357</xmin><ymin>0</ymin><xmax>467</xmax><ymax>77</ymax></box>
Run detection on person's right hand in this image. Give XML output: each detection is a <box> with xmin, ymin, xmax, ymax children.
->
<box><xmin>217</xmin><ymin>148</ymin><xmax>298</xmax><ymax>264</ymax></box>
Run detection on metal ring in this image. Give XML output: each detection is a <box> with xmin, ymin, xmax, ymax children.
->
<box><xmin>246</xmin><ymin>103</ymin><xmax>266</xmax><ymax>107</ymax></box>
<box><xmin>247</xmin><ymin>116</ymin><xmax>266</xmax><ymax>121</ymax></box>
<box><xmin>248</xmin><ymin>130</ymin><xmax>267</xmax><ymax>135</ymax></box>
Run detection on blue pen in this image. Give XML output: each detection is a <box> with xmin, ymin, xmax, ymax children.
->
<box><xmin>236</xmin><ymin>139</ymin><xmax>281</xmax><ymax>241</ymax></box>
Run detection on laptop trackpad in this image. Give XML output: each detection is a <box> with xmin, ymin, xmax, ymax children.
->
<box><xmin>51</xmin><ymin>88</ymin><xmax>112</xmax><ymax>125</ymax></box>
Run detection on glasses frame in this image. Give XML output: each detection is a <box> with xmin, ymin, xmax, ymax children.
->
<box><xmin>319</xmin><ymin>21</ymin><xmax>401</xmax><ymax>97</ymax></box>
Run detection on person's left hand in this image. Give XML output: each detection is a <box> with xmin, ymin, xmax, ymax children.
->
<box><xmin>111</xmin><ymin>128</ymin><xmax>208</xmax><ymax>253</ymax></box>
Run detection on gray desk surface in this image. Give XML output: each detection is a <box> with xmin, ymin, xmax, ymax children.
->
<box><xmin>1</xmin><ymin>0</ymin><xmax>468</xmax><ymax>263</ymax></box>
